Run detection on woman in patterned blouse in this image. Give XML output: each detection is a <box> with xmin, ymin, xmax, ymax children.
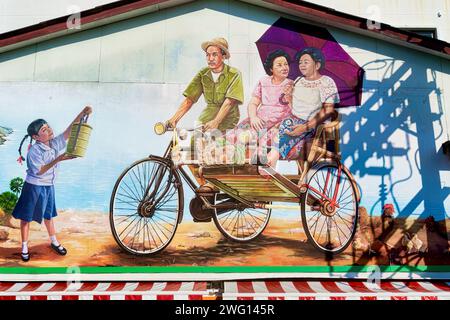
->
<box><xmin>266</xmin><ymin>47</ymin><xmax>340</xmax><ymax>170</ymax></box>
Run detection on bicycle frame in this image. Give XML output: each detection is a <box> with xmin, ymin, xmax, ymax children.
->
<box><xmin>163</xmin><ymin>140</ymin><xmax>199</xmax><ymax>193</ymax></box>
<box><xmin>151</xmin><ymin>140</ymin><xmax>247</xmax><ymax>213</ymax></box>
<box><xmin>252</xmin><ymin>161</ymin><xmax>343</xmax><ymax>210</ymax></box>
<box><xmin>299</xmin><ymin>162</ymin><xmax>343</xmax><ymax>209</ymax></box>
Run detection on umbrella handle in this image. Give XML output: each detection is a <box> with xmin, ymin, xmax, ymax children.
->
<box><xmin>279</xmin><ymin>93</ymin><xmax>289</xmax><ymax>106</ymax></box>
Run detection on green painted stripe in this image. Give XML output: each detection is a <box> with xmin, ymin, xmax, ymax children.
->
<box><xmin>0</xmin><ymin>265</ymin><xmax>448</xmax><ymax>274</ymax></box>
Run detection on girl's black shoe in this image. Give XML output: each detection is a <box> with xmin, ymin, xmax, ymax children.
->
<box><xmin>51</xmin><ymin>243</ymin><xmax>67</xmax><ymax>256</ymax></box>
<box><xmin>21</xmin><ymin>252</ymin><xmax>30</xmax><ymax>262</ymax></box>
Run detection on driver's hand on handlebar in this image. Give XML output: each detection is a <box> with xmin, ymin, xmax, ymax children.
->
<box><xmin>204</xmin><ymin>119</ymin><xmax>220</xmax><ymax>131</ymax></box>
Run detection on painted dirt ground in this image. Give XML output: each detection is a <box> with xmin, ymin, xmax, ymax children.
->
<box><xmin>0</xmin><ymin>208</ymin><xmax>449</xmax><ymax>267</ymax></box>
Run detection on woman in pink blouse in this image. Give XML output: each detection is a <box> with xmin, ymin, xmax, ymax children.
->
<box><xmin>245</xmin><ymin>49</ymin><xmax>293</xmax><ymax>132</ymax></box>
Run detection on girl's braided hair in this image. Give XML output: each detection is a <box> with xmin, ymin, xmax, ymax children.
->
<box><xmin>17</xmin><ymin>119</ymin><xmax>47</xmax><ymax>164</ymax></box>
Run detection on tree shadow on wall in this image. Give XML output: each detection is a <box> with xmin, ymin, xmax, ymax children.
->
<box><xmin>335</xmin><ymin>52</ymin><xmax>450</xmax><ymax>277</ymax></box>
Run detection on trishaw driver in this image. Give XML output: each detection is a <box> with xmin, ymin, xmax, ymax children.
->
<box><xmin>166</xmin><ymin>37</ymin><xmax>244</xmax><ymax>194</ymax></box>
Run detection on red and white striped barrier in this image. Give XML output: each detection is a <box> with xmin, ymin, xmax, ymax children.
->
<box><xmin>1</xmin><ymin>280</ymin><xmax>449</xmax><ymax>300</ymax></box>
<box><xmin>0</xmin><ymin>281</ymin><xmax>218</xmax><ymax>300</ymax></box>
<box><xmin>223</xmin><ymin>281</ymin><xmax>450</xmax><ymax>300</ymax></box>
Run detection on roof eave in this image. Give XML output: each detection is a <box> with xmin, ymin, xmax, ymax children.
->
<box><xmin>0</xmin><ymin>0</ymin><xmax>449</xmax><ymax>60</ymax></box>
<box><xmin>0</xmin><ymin>0</ymin><xmax>194</xmax><ymax>54</ymax></box>
<box><xmin>244</xmin><ymin>0</ymin><xmax>450</xmax><ymax>60</ymax></box>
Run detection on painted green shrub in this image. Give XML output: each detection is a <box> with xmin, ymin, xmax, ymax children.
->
<box><xmin>0</xmin><ymin>191</ymin><xmax>18</xmax><ymax>214</ymax></box>
<box><xmin>9</xmin><ymin>177</ymin><xmax>24</xmax><ymax>196</ymax></box>
<box><xmin>0</xmin><ymin>177</ymin><xmax>23</xmax><ymax>214</ymax></box>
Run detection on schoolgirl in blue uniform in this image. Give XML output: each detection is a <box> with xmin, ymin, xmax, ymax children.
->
<box><xmin>12</xmin><ymin>106</ymin><xmax>92</xmax><ymax>262</ymax></box>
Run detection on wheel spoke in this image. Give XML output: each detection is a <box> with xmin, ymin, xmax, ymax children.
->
<box><xmin>117</xmin><ymin>185</ymin><xmax>141</xmax><ymax>203</ymax></box>
<box><xmin>121</xmin><ymin>180</ymin><xmax>142</xmax><ymax>203</ymax></box>
<box><xmin>220</xmin><ymin>210</ymin><xmax>236</xmax><ymax>229</ymax></box>
<box><xmin>244</xmin><ymin>211</ymin><xmax>259</xmax><ymax>234</ymax></box>
<box><xmin>129</xmin><ymin>169</ymin><xmax>144</xmax><ymax>201</ymax></box>
<box><xmin>129</xmin><ymin>218</ymin><xmax>143</xmax><ymax>250</ymax></box>
<box><xmin>335</xmin><ymin>213</ymin><xmax>355</xmax><ymax>227</ymax></box>
<box><xmin>147</xmin><ymin>218</ymin><xmax>165</xmax><ymax>245</ymax></box>
<box><xmin>121</xmin><ymin>216</ymin><xmax>141</xmax><ymax>244</ymax></box>
<box><xmin>143</xmin><ymin>163</ymin><xmax>160</xmax><ymax>198</ymax></box>
<box><xmin>332</xmin><ymin>217</ymin><xmax>344</xmax><ymax>246</ymax></box>
<box><xmin>136</xmin><ymin>163</ymin><xmax>146</xmax><ymax>198</ymax></box>
<box><xmin>335</xmin><ymin>212</ymin><xmax>355</xmax><ymax>233</ymax></box>
<box><xmin>133</xmin><ymin>165</ymin><xmax>143</xmax><ymax>199</ymax></box>
<box><xmin>311</xmin><ymin>213</ymin><xmax>322</xmax><ymax>235</ymax></box>
<box><xmin>114</xmin><ymin>207</ymin><xmax>138</xmax><ymax>211</ymax></box>
<box><xmin>229</xmin><ymin>212</ymin><xmax>240</xmax><ymax>233</ymax></box>
<box><xmin>313</xmin><ymin>173</ymin><xmax>326</xmax><ymax>199</ymax></box>
<box><xmin>315</xmin><ymin>215</ymin><xmax>327</xmax><ymax>240</ymax></box>
<box><xmin>152</xmin><ymin>218</ymin><xmax>171</xmax><ymax>243</ymax></box>
<box><xmin>118</xmin><ymin>215</ymin><xmax>139</xmax><ymax>238</ymax></box>
<box><xmin>114</xmin><ymin>215</ymin><xmax>136</xmax><ymax>226</ymax></box>
<box><xmin>245</xmin><ymin>210</ymin><xmax>266</xmax><ymax>225</ymax></box>
<box><xmin>153</xmin><ymin>211</ymin><xmax>177</xmax><ymax>221</ymax></box>
<box><xmin>153</xmin><ymin>214</ymin><xmax>177</xmax><ymax>228</ymax></box>
<box><xmin>307</xmin><ymin>211</ymin><xmax>321</xmax><ymax>225</ymax></box>
<box><xmin>115</xmin><ymin>196</ymin><xmax>139</xmax><ymax>207</ymax></box>
<box><xmin>337</xmin><ymin>181</ymin><xmax>351</xmax><ymax>204</ymax></box>
<box><xmin>146</xmin><ymin>218</ymin><xmax>158</xmax><ymax>249</ymax></box>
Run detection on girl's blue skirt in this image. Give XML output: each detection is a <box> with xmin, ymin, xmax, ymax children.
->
<box><xmin>12</xmin><ymin>182</ymin><xmax>57</xmax><ymax>224</ymax></box>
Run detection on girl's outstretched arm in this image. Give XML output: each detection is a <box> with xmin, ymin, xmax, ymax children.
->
<box><xmin>63</xmin><ymin>106</ymin><xmax>93</xmax><ymax>140</ymax></box>
<box><xmin>37</xmin><ymin>154</ymin><xmax>76</xmax><ymax>175</ymax></box>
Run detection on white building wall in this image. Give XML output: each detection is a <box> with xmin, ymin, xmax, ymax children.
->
<box><xmin>310</xmin><ymin>0</ymin><xmax>450</xmax><ymax>42</ymax></box>
<box><xmin>0</xmin><ymin>0</ymin><xmax>114</xmax><ymax>33</ymax></box>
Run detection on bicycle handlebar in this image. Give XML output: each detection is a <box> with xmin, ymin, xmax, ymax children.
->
<box><xmin>154</xmin><ymin>122</ymin><xmax>172</xmax><ymax>135</ymax></box>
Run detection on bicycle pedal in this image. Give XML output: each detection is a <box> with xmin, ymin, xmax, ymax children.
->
<box><xmin>195</xmin><ymin>191</ymin><xmax>218</xmax><ymax>197</ymax></box>
<box><xmin>193</xmin><ymin>218</ymin><xmax>212</xmax><ymax>223</ymax></box>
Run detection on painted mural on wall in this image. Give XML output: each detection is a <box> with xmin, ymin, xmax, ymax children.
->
<box><xmin>0</xmin><ymin>14</ymin><xmax>448</xmax><ymax>272</ymax></box>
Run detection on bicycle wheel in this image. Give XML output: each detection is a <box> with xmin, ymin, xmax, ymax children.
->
<box><xmin>301</xmin><ymin>161</ymin><xmax>358</xmax><ymax>254</ymax></box>
<box><xmin>213</xmin><ymin>194</ymin><xmax>271</xmax><ymax>242</ymax></box>
<box><xmin>110</xmin><ymin>157</ymin><xmax>183</xmax><ymax>255</ymax></box>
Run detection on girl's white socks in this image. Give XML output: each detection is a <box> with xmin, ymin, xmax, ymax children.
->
<box><xmin>50</xmin><ymin>235</ymin><xmax>60</xmax><ymax>247</ymax></box>
<box><xmin>22</xmin><ymin>241</ymin><xmax>28</xmax><ymax>254</ymax></box>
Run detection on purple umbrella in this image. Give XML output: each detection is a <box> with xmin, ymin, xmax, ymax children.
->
<box><xmin>256</xmin><ymin>18</ymin><xmax>364</xmax><ymax>107</ymax></box>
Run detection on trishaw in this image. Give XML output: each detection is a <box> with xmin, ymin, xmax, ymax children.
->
<box><xmin>109</xmin><ymin>112</ymin><xmax>360</xmax><ymax>256</ymax></box>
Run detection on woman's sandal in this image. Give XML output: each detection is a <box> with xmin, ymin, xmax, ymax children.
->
<box><xmin>51</xmin><ymin>243</ymin><xmax>67</xmax><ymax>256</ymax></box>
<box><xmin>21</xmin><ymin>252</ymin><xmax>30</xmax><ymax>262</ymax></box>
